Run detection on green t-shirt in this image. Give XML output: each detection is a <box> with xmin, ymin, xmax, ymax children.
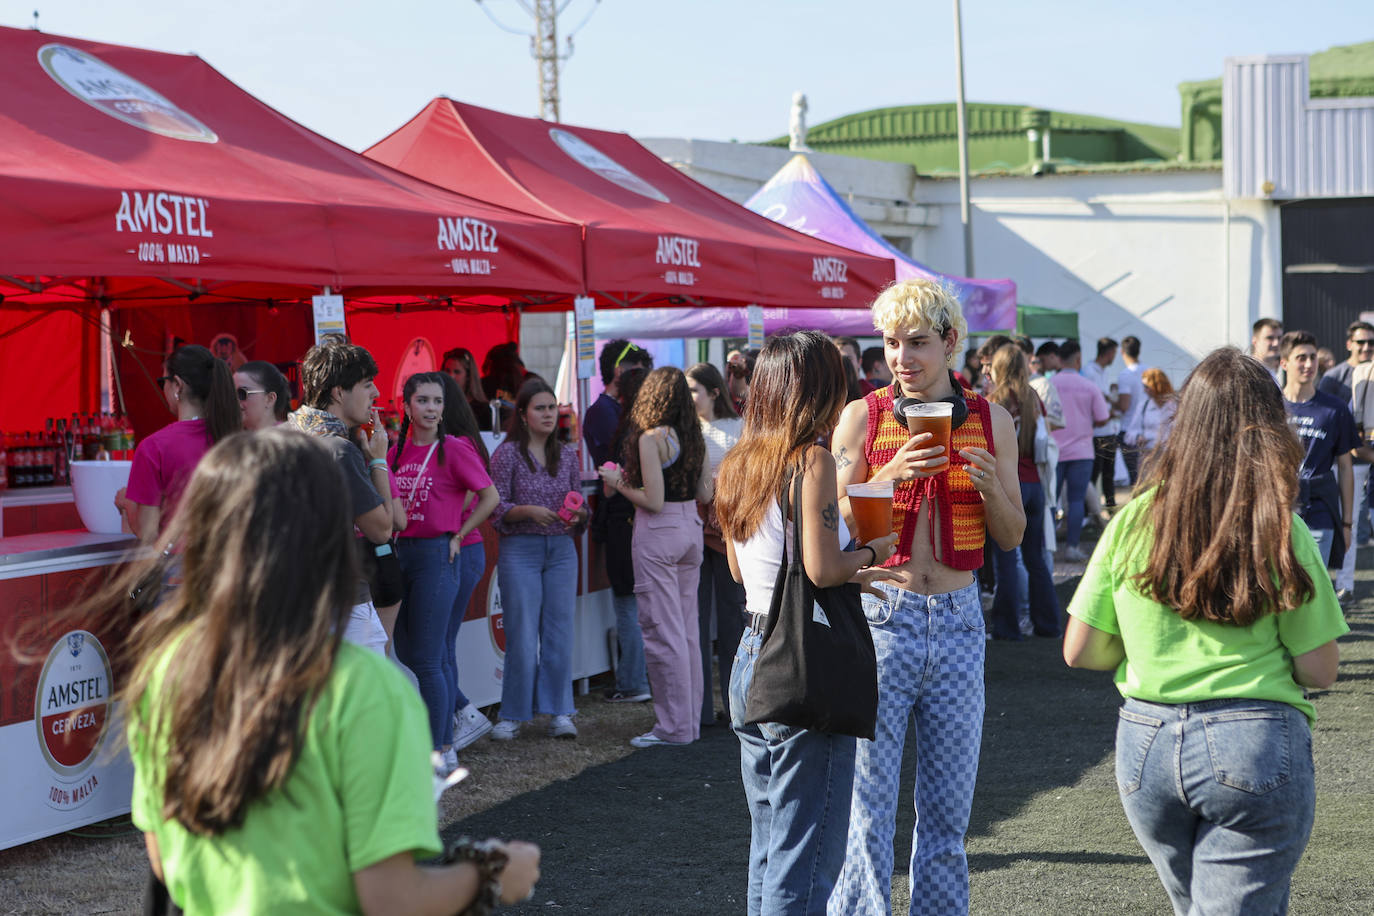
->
<box><xmin>129</xmin><ymin>641</ymin><xmax>442</xmax><ymax>914</ymax></box>
<box><xmin>1067</xmin><ymin>495</ymin><xmax>1349</xmax><ymax>724</ymax></box>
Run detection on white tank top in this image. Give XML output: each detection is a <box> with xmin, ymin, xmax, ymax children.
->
<box><xmin>732</xmin><ymin>499</ymin><xmax>851</xmax><ymax>616</ymax></box>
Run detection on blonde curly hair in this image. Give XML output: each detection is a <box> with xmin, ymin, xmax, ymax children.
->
<box><xmin>870</xmin><ymin>279</ymin><xmax>968</xmax><ymax>368</ymax></box>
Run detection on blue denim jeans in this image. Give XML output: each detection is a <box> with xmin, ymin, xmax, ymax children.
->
<box><xmin>1056</xmin><ymin>458</ymin><xmax>1094</xmax><ymax>549</ymax></box>
<box><xmin>730</xmin><ymin>628</ymin><xmax>857</xmax><ymax>916</ymax></box>
<box><xmin>831</xmin><ymin>581</ymin><xmax>985</xmax><ymax>916</ymax></box>
<box><xmin>612</xmin><ymin>593</ymin><xmax>649</xmax><ymax>694</ymax></box>
<box><xmin>1116</xmin><ymin>697</ymin><xmax>1316</xmax><ymax>916</ymax></box>
<box><xmin>991</xmin><ymin>481</ymin><xmax>1061</xmax><ymax>639</ymax></box>
<box><xmin>497</xmin><ymin>534</ymin><xmax>577</xmax><ymax>721</ymax></box>
<box><xmin>1310</xmin><ymin>527</ymin><xmax>1334</xmax><ymax>566</ymax></box>
<box><xmin>395</xmin><ymin>536</ymin><xmax>460</xmax><ymax>749</ymax></box>
<box><xmin>445</xmin><ymin>540</ymin><xmax>488</xmax><ymax>724</ymax></box>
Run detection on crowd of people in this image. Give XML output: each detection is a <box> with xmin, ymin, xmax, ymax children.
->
<box><xmin>73</xmin><ymin>282</ymin><xmax>1355</xmax><ymax>914</ymax></box>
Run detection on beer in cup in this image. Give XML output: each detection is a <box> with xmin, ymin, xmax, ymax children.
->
<box><xmin>846</xmin><ymin>480</ymin><xmax>894</xmax><ymax>545</ymax></box>
<box><xmin>903</xmin><ymin>402</ymin><xmax>953</xmax><ymax>470</ymax></box>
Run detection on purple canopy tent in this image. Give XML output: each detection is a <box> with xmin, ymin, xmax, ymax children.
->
<box><xmin>596</xmin><ymin>154</ymin><xmax>1016</xmax><ymax>339</ymax></box>
<box><xmin>745</xmin><ymin>154</ymin><xmax>1017</xmax><ymax>332</ymax></box>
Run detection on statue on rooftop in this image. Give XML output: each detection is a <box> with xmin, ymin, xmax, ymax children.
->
<box><xmin>788</xmin><ymin>92</ymin><xmax>811</xmax><ymax>152</ymax></box>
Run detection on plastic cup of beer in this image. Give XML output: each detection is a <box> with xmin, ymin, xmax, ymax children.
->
<box><xmin>846</xmin><ymin>480</ymin><xmax>894</xmax><ymax>545</ymax></box>
<box><xmin>903</xmin><ymin>402</ymin><xmax>953</xmax><ymax>469</ymax></box>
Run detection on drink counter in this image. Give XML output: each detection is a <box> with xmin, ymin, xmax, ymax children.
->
<box><xmin>0</xmin><ymin>529</ymin><xmax>139</xmax><ymax>851</ymax></box>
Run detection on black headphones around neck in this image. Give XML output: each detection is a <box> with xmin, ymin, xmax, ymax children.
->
<box><xmin>893</xmin><ymin>371</ymin><xmax>970</xmax><ymax>431</ymax></box>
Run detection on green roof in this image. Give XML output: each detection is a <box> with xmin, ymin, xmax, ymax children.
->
<box><xmin>1179</xmin><ymin>40</ymin><xmax>1374</xmax><ymax>161</ymax></box>
<box><xmin>759</xmin><ymin>103</ymin><xmax>1179</xmax><ymax>174</ymax></box>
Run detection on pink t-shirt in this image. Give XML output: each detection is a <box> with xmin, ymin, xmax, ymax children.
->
<box><xmin>388</xmin><ymin>435</ymin><xmax>493</xmax><ymax>542</ymax></box>
<box><xmin>1050</xmin><ymin>371</ymin><xmax>1112</xmax><ymax>461</ymax></box>
<box><xmin>125</xmin><ymin>419</ymin><xmax>212</xmax><ymax>525</ymax></box>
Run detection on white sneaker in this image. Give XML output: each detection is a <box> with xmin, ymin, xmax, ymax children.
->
<box><xmin>452</xmin><ymin>704</ymin><xmax>494</xmax><ymax>751</ymax></box>
<box><xmin>630</xmin><ymin>731</ymin><xmax>690</xmax><ymax>748</ymax></box>
<box><xmin>548</xmin><ymin>714</ymin><xmax>578</xmax><ymax>739</ymax></box>
<box><xmin>1063</xmin><ymin>546</ymin><xmax>1088</xmax><ymax>563</ymax></box>
<box><xmin>490</xmin><ymin>719</ymin><xmax>520</xmax><ymax>741</ymax></box>
<box><xmin>431</xmin><ymin>747</ymin><xmax>459</xmax><ymax>778</ymax></box>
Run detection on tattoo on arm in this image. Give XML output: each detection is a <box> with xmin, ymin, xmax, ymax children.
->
<box><xmin>835</xmin><ymin>445</ymin><xmax>852</xmax><ymax>470</ymax></box>
<box><xmin>821</xmin><ymin>501</ymin><xmax>839</xmax><ymax>531</ymax></box>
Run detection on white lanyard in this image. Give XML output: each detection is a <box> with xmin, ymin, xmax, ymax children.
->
<box><xmin>404</xmin><ymin>440</ymin><xmax>439</xmax><ymax>515</ymax></box>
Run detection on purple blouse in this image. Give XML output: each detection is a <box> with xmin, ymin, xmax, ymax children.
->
<box><xmin>490</xmin><ymin>440</ymin><xmax>582</xmax><ymax>537</ymax></box>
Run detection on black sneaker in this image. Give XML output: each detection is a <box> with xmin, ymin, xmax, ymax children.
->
<box><xmin>603</xmin><ymin>690</ymin><xmax>652</xmax><ymax>703</ymax></box>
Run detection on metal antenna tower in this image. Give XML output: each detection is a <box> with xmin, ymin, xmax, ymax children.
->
<box><xmin>474</xmin><ymin>0</ymin><xmax>602</xmax><ymax>122</ymax></box>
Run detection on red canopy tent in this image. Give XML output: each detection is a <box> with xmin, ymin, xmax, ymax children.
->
<box><xmin>0</xmin><ymin>28</ymin><xmax>584</xmax><ymax>432</ymax></box>
<box><xmin>365</xmin><ymin>99</ymin><xmax>895</xmax><ymax>310</ymax></box>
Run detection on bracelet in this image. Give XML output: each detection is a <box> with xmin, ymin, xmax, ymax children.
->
<box><xmin>367</xmin><ymin>458</ymin><xmax>387</xmax><ymax>470</ymax></box>
<box><xmin>440</xmin><ymin>836</ymin><xmax>509</xmax><ymax>916</ymax></box>
<box><xmin>858</xmin><ymin>544</ymin><xmax>877</xmax><ymax>568</ymax></box>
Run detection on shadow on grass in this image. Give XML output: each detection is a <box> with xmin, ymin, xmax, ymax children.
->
<box><xmin>969</xmin><ymin>850</ymin><xmax>1152</xmax><ymax>870</ymax></box>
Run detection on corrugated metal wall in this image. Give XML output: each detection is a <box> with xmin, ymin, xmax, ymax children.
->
<box><xmin>1225</xmin><ymin>55</ymin><xmax>1374</xmax><ymax>200</ymax></box>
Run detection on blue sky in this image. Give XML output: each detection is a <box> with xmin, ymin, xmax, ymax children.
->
<box><xmin>7</xmin><ymin>1</ymin><xmax>1371</xmax><ymax>150</ymax></box>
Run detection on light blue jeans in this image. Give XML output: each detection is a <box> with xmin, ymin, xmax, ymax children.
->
<box><xmin>445</xmin><ymin>540</ymin><xmax>488</xmax><ymax>727</ymax></box>
<box><xmin>731</xmin><ymin>627</ymin><xmax>857</xmax><ymax>915</ymax></box>
<box><xmin>1115</xmin><ymin>697</ymin><xmax>1316</xmax><ymax>916</ymax></box>
<box><xmin>831</xmin><ymin>581</ymin><xmax>985</xmax><ymax>916</ymax></box>
<box><xmin>1310</xmin><ymin>527</ymin><xmax>1334</xmax><ymax>566</ymax></box>
<box><xmin>395</xmin><ymin>536</ymin><xmax>460</xmax><ymax>750</ymax></box>
<box><xmin>497</xmin><ymin>534</ymin><xmax>577</xmax><ymax>721</ymax></box>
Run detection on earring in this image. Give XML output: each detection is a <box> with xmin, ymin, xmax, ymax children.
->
<box><xmin>174</xmin><ymin>390</ymin><xmax>180</xmax><ymax>401</ymax></box>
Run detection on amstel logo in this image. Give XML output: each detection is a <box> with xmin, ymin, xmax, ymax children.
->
<box><xmin>34</xmin><ymin>630</ymin><xmax>113</xmax><ymax>810</ymax></box>
<box><xmin>38</xmin><ymin>44</ymin><xmax>218</xmax><ymax>143</ymax></box>
<box><xmin>487</xmin><ymin>577</ymin><xmax>506</xmax><ymax>658</ymax></box>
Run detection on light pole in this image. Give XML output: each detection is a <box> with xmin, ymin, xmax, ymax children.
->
<box><xmin>952</xmin><ymin>0</ymin><xmax>974</xmax><ymax>277</ymax></box>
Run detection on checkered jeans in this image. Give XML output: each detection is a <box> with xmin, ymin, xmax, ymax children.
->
<box><xmin>829</xmin><ymin>581</ymin><xmax>986</xmax><ymax>916</ymax></box>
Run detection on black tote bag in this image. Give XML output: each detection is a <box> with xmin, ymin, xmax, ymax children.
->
<box><xmin>743</xmin><ymin>471</ymin><xmax>878</xmax><ymax>740</ymax></box>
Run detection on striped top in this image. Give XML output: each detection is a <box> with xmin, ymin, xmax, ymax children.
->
<box><xmin>862</xmin><ymin>385</ymin><xmax>993</xmax><ymax>571</ymax></box>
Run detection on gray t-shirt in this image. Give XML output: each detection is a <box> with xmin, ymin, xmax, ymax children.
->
<box><xmin>319</xmin><ymin>434</ymin><xmax>384</xmax><ymax>605</ymax></box>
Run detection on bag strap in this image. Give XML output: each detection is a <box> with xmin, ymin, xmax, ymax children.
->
<box><xmin>404</xmin><ymin>440</ymin><xmax>440</xmax><ymax>515</ymax></box>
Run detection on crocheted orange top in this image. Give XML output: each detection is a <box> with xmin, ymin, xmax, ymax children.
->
<box><xmin>862</xmin><ymin>384</ymin><xmax>993</xmax><ymax>571</ymax></box>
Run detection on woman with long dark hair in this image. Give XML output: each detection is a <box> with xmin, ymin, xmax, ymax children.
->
<box><xmin>1065</xmin><ymin>347</ymin><xmax>1347</xmax><ymax>914</ymax></box>
<box><xmin>436</xmin><ymin>372</ymin><xmax>498</xmax><ymax>750</ymax></box>
<box><xmin>120</xmin><ymin>429</ymin><xmax>540</xmax><ymax>913</ymax></box>
<box><xmin>715</xmin><ymin>331</ymin><xmax>896</xmax><ymax>912</ymax></box>
<box><xmin>686</xmin><ymin>361</ymin><xmax>745</xmax><ymax>726</ymax></box>
<box><xmin>124</xmin><ymin>343</ymin><xmax>241</xmax><ymax>540</ymax></box>
<box><xmin>489</xmin><ymin>379</ymin><xmax>587</xmax><ymax>740</ymax></box>
<box><xmin>598</xmin><ymin>367</ymin><xmax>712</xmax><ymax>748</ymax></box>
<box><xmin>986</xmin><ymin>343</ymin><xmax>1061</xmax><ymax>639</ymax></box>
<box><xmin>232</xmin><ymin>360</ymin><xmax>291</xmax><ymax>431</ymax></box>
<box><xmin>441</xmin><ymin>346</ymin><xmax>492</xmax><ymax>431</ymax></box>
<box><xmin>388</xmin><ymin>372</ymin><xmax>497</xmax><ymax>772</ymax></box>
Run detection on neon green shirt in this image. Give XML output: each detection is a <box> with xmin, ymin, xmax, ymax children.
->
<box><xmin>1068</xmin><ymin>495</ymin><xmax>1349</xmax><ymax>724</ymax></box>
<box><xmin>129</xmin><ymin>641</ymin><xmax>442</xmax><ymax>914</ymax></box>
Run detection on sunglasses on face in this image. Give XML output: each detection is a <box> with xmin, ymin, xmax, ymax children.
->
<box><xmin>157</xmin><ymin>375</ymin><xmax>174</xmax><ymax>386</ymax></box>
<box><xmin>236</xmin><ymin>387</ymin><xmax>266</xmax><ymax>401</ymax></box>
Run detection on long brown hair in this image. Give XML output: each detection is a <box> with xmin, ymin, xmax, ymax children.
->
<box><xmin>505</xmin><ymin>378</ymin><xmax>562</xmax><ymax>476</ymax></box>
<box><xmin>717</xmin><ymin>332</ymin><xmax>847</xmax><ymax>542</ymax></box>
<box><xmin>120</xmin><ymin>429</ymin><xmax>357</xmax><ymax>835</ymax></box>
<box><xmin>1129</xmin><ymin>347</ymin><xmax>1313</xmax><ymax>625</ymax></box>
<box><xmin>987</xmin><ymin>343</ymin><xmax>1038</xmax><ymax>458</ymax></box>
<box><xmin>622</xmin><ymin>367</ymin><xmax>704</xmax><ymax>495</ymax></box>
<box><xmin>685</xmin><ymin>362</ymin><xmax>738</xmax><ymax>420</ymax></box>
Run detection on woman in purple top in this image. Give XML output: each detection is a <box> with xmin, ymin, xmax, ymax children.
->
<box><xmin>388</xmin><ymin>372</ymin><xmax>498</xmax><ymax>773</ymax></box>
<box><xmin>123</xmin><ymin>344</ymin><xmax>240</xmax><ymax>540</ymax></box>
<box><xmin>488</xmin><ymin>379</ymin><xmax>588</xmax><ymax>741</ymax></box>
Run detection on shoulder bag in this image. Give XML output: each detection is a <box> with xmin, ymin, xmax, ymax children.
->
<box><xmin>743</xmin><ymin>470</ymin><xmax>878</xmax><ymax>739</ymax></box>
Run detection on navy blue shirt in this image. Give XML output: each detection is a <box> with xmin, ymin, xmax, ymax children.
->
<box><xmin>583</xmin><ymin>392</ymin><xmax>621</xmax><ymax>468</ymax></box>
<box><xmin>1285</xmin><ymin>390</ymin><xmax>1357</xmax><ymax>530</ymax></box>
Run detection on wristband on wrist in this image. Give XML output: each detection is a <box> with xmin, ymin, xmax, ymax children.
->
<box><xmin>367</xmin><ymin>458</ymin><xmax>387</xmax><ymax>469</ymax></box>
<box><xmin>440</xmin><ymin>835</ymin><xmax>509</xmax><ymax>916</ymax></box>
<box><xmin>859</xmin><ymin>544</ymin><xmax>877</xmax><ymax>568</ymax></box>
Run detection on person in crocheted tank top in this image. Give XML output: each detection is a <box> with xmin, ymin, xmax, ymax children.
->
<box><xmin>827</xmin><ymin>279</ymin><xmax>1026</xmax><ymax>915</ymax></box>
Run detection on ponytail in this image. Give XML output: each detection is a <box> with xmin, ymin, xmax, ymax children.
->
<box><xmin>166</xmin><ymin>344</ymin><xmax>242</xmax><ymax>444</ymax></box>
<box><xmin>393</xmin><ymin>413</ymin><xmax>411</xmax><ymax>473</ymax></box>
<box><xmin>204</xmin><ymin>359</ymin><xmax>241</xmax><ymax>444</ymax></box>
